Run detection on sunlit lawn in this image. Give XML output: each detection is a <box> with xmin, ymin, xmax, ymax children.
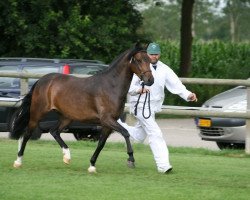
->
<box><xmin>0</xmin><ymin>139</ymin><xmax>250</xmax><ymax>200</ymax></box>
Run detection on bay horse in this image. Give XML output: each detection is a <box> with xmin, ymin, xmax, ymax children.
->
<box><xmin>10</xmin><ymin>43</ymin><xmax>154</xmax><ymax>173</ymax></box>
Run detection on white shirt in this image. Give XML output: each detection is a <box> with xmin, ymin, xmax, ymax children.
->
<box><xmin>128</xmin><ymin>60</ymin><xmax>192</xmax><ymax>113</ymax></box>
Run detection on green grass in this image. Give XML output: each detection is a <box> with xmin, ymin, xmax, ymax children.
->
<box><xmin>1</xmin><ymin>139</ymin><xmax>250</xmax><ymax>200</ymax></box>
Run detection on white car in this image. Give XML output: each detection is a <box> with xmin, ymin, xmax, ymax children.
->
<box><xmin>195</xmin><ymin>86</ymin><xmax>247</xmax><ymax>149</ymax></box>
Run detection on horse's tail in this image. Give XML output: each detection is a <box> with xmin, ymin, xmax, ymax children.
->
<box><xmin>10</xmin><ymin>81</ymin><xmax>38</xmax><ymax>139</ymax></box>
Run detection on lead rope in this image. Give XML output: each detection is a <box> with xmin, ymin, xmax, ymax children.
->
<box><xmin>134</xmin><ymin>82</ymin><xmax>151</xmax><ymax>119</ymax></box>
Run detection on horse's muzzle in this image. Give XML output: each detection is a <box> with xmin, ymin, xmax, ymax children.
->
<box><xmin>143</xmin><ymin>77</ymin><xmax>154</xmax><ymax>86</ymax></box>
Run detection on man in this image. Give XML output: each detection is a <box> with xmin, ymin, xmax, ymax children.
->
<box><xmin>118</xmin><ymin>42</ymin><xmax>197</xmax><ymax>173</ymax></box>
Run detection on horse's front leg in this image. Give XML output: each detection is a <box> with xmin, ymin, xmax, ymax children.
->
<box><xmin>119</xmin><ymin>128</ymin><xmax>135</xmax><ymax>168</ymax></box>
<box><xmin>89</xmin><ymin>129</ymin><xmax>110</xmax><ymax>173</ymax></box>
<box><xmin>102</xmin><ymin>119</ymin><xmax>135</xmax><ymax>168</ymax></box>
<box><xmin>123</xmin><ymin>133</ymin><xmax>135</xmax><ymax>168</ymax></box>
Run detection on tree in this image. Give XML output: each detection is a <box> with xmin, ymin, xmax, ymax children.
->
<box><xmin>179</xmin><ymin>0</ymin><xmax>195</xmax><ymax>77</ymax></box>
<box><xmin>134</xmin><ymin>0</ymin><xmax>195</xmax><ymax>77</ymax></box>
<box><xmin>0</xmin><ymin>0</ymin><xmax>144</xmax><ymax>63</ymax></box>
<box><xmin>139</xmin><ymin>2</ymin><xmax>181</xmax><ymax>41</ymax></box>
<box><xmin>223</xmin><ymin>0</ymin><xmax>250</xmax><ymax>42</ymax></box>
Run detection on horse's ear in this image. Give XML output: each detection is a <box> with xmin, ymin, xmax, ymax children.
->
<box><xmin>134</xmin><ymin>41</ymin><xmax>148</xmax><ymax>51</ymax></box>
<box><xmin>135</xmin><ymin>39</ymin><xmax>151</xmax><ymax>50</ymax></box>
<box><xmin>135</xmin><ymin>42</ymin><xmax>141</xmax><ymax>49</ymax></box>
<box><xmin>128</xmin><ymin>41</ymin><xmax>147</xmax><ymax>60</ymax></box>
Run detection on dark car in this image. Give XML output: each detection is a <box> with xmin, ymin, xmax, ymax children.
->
<box><xmin>195</xmin><ymin>86</ymin><xmax>246</xmax><ymax>149</ymax></box>
<box><xmin>0</xmin><ymin>57</ymin><xmax>109</xmax><ymax>140</ymax></box>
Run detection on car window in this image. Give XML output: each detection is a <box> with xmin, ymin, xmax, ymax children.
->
<box><xmin>22</xmin><ymin>65</ymin><xmax>59</xmax><ymax>86</ymax></box>
<box><xmin>70</xmin><ymin>64</ymin><xmax>107</xmax><ymax>75</ymax></box>
<box><xmin>0</xmin><ymin>65</ymin><xmax>18</xmax><ymax>89</ymax></box>
<box><xmin>22</xmin><ymin>65</ymin><xmax>59</xmax><ymax>74</ymax></box>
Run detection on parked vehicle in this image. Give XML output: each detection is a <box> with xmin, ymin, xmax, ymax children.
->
<box><xmin>195</xmin><ymin>86</ymin><xmax>247</xmax><ymax>149</ymax></box>
<box><xmin>0</xmin><ymin>57</ymin><xmax>109</xmax><ymax>141</ymax></box>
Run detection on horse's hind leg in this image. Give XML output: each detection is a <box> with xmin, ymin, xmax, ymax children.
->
<box><xmin>49</xmin><ymin>117</ymin><xmax>72</xmax><ymax>165</ymax></box>
<box><xmin>13</xmin><ymin>103</ymin><xmax>48</xmax><ymax>168</ymax></box>
<box><xmin>88</xmin><ymin>127</ymin><xmax>111</xmax><ymax>173</ymax></box>
<box><xmin>13</xmin><ymin>128</ymin><xmax>34</xmax><ymax>168</ymax></box>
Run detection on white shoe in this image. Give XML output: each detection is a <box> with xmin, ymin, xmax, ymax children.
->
<box><xmin>164</xmin><ymin>167</ymin><xmax>173</xmax><ymax>174</ymax></box>
<box><xmin>158</xmin><ymin>166</ymin><xmax>173</xmax><ymax>173</ymax></box>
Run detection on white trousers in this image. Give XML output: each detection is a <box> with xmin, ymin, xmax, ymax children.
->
<box><xmin>118</xmin><ymin>108</ymin><xmax>172</xmax><ymax>173</ymax></box>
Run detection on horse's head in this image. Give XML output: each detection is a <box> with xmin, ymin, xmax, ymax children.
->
<box><xmin>128</xmin><ymin>44</ymin><xmax>154</xmax><ymax>86</ymax></box>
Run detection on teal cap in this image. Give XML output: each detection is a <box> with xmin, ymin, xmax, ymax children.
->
<box><xmin>147</xmin><ymin>42</ymin><xmax>161</xmax><ymax>54</ymax></box>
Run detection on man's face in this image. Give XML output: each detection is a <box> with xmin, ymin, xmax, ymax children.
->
<box><xmin>147</xmin><ymin>54</ymin><xmax>160</xmax><ymax>64</ymax></box>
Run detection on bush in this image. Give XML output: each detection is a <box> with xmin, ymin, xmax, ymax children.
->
<box><xmin>157</xmin><ymin>40</ymin><xmax>250</xmax><ymax>106</ymax></box>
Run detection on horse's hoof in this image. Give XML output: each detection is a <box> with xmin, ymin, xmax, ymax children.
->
<box><xmin>88</xmin><ymin>166</ymin><xmax>97</xmax><ymax>173</ymax></box>
<box><xmin>127</xmin><ymin>160</ymin><xmax>135</xmax><ymax>168</ymax></box>
<box><xmin>63</xmin><ymin>156</ymin><xmax>71</xmax><ymax>165</ymax></box>
<box><xmin>13</xmin><ymin>161</ymin><xmax>22</xmax><ymax>168</ymax></box>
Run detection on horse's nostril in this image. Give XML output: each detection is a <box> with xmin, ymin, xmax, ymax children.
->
<box><xmin>149</xmin><ymin>78</ymin><xmax>154</xmax><ymax>86</ymax></box>
<box><xmin>144</xmin><ymin>78</ymin><xmax>154</xmax><ymax>86</ymax></box>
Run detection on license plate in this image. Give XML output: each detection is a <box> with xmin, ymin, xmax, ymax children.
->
<box><xmin>198</xmin><ymin>119</ymin><xmax>211</xmax><ymax>127</ymax></box>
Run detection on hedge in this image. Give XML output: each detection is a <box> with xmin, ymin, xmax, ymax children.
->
<box><xmin>157</xmin><ymin>40</ymin><xmax>250</xmax><ymax>106</ymax></box>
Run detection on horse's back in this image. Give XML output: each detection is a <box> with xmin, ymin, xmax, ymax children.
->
<box><xmin>31</xmin><ymin>73</ymin><xmax>101</xmax><ymax>122</ymax></box>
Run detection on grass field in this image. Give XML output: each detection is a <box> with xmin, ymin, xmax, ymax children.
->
<box><xmin>0</xmin><ymin>139</ymin><xmax>250</xmax><ymax>200</ymax></box>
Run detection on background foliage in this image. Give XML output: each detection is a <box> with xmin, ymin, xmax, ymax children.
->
<box><xmin>158</xmin><ymin>40</ymin><xmax>250</xmax><ymax>106</ymax></box>
<box><xmin>0</xmin><ymin>0</ymin><xmax>249</xmax><ymax>105</ymax></box>
<box><xmin>0</xmin><ymin>0</ymin><xmax>144</xmax><ymax>63</ymax></box>
<box><xmin>138</xmin><ymin>0</ymin><xmax>250</xmax><ymax>42</ymax></box>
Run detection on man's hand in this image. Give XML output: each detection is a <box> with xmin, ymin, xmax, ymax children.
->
<box><xmin>137</xmin><ymin>88</ymin><xmax>150</xmax><ymax>94</ymax></box>
<box><xmin>188</xmin><ymin>93</ymin><xmax>198</xmax><ymax>102</ymax></box>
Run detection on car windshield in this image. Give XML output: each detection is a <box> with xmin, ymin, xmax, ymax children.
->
<box><xmin>0</xmin><ymin>62</ymin><xmax>108</xmax><ymax>95</ymax></box>
<box><xmin>70</xmin><ymin>64</ymin><xmax>107</xmax><ymax>75</ymax></box>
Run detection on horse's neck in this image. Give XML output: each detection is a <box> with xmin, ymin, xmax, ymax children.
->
<box><xmin>108</xmin><ymin>62</ymin><xmax>133</xmax><ymax>98</ymax></box>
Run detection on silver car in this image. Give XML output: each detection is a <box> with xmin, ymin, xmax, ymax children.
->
<box><xmin>195</xmin><ymin>86</ymin><xmax>246</xmax><ymax>149</ymax></box>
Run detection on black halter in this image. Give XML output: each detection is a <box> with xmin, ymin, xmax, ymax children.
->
<box><xmin>130</xmin><ymin>56</ymin><xmax>152</xmax><ymax>80</ymax></box>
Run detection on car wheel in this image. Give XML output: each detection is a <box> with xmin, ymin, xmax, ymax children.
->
<box><xmin>73</xmin><ymin>131</ymin><xmax>100</xmax><ymax>141</ymax></box>
<box><xmin>216</xmin><ymin>142</ymin><xmax>245</xmax><ymax>150</ymax></box>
